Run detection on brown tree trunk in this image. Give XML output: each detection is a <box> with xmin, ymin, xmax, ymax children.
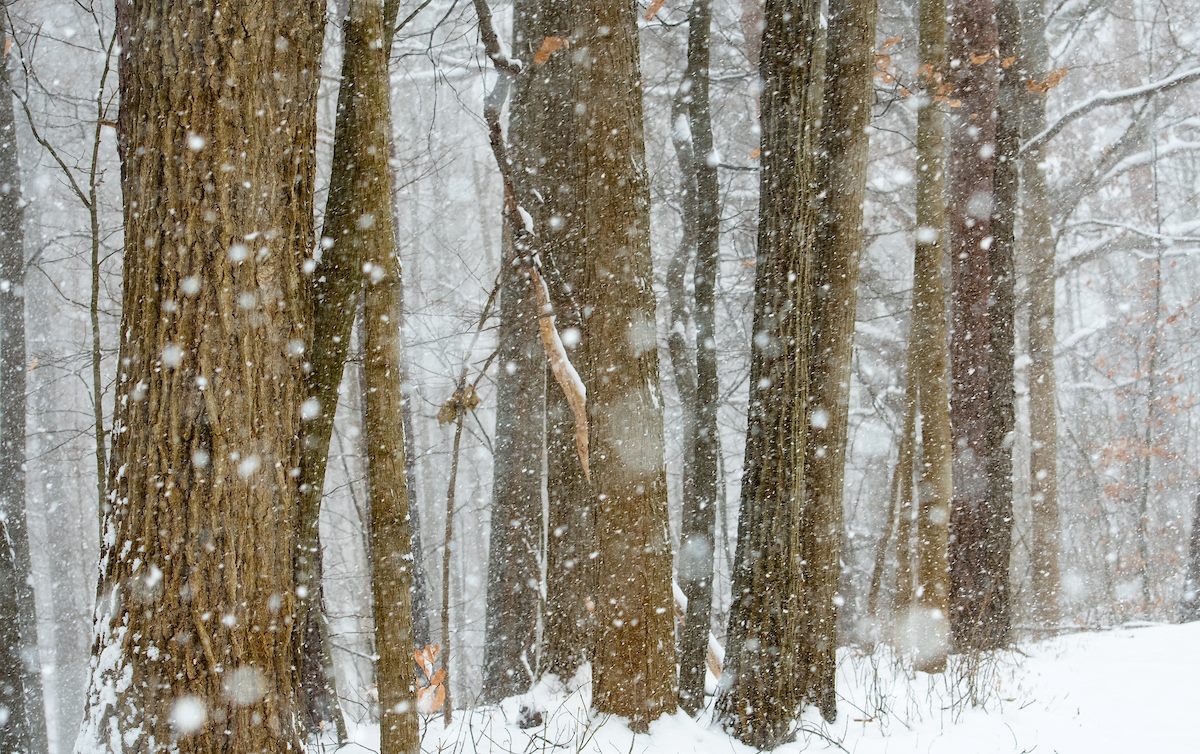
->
<box><xmin>574</xmin><ymin>0</ymin><xmax>677</xmax><ymax>729</ymax></box>
<box><xmin>802</xmin><ymin>0</ymin><xmax>877</xmax><ymax>718</ymax></box>
<box><xmin>716</xmin><ymin>0</ymin><xmax>822</xmax><ymax>746</ymax></box>
<box><xmin>945</xmin><ymin>0</ymin><xmax>1005</xmax><ymax>652</ymax></box>
<box><xmin>908</xmin><ymin>0</ymin><xmax>953</xmax><ymax>674</ymax></box>
<box><xmin>0</xmin><ymin>15</ymin><xmax>47</xmax><ymax>749</ymax></box>
<box><xmin>978</xmin><ymin>0</ymin><xmax>1020</xmax><ymax>650</ymax></box>
<box><xmin>77</xmin><ymin>2</ymin><xmax>324</xmax><ymax>751</ymax></box>
<box><xmin>343</xmin><ymin>0</ymin><xmax>423</xmax><ymax>749</ymax></box>
<box><xmin>1019</xmin><ymin>0</ymin><xmax>1061</xmax><ymax>629</ymax></box>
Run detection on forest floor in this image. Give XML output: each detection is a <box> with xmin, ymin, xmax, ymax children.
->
<box><xmin>330</xmin><ymin>621</ymin><xmax>1199</xmax><ymax>753</ymax></box>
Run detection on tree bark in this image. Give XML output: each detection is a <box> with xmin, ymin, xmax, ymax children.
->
<box><xmin>574</xmin><ymin>0</ymin><xmax>678</xmax><ymax>729</ymax></box>
<box><xmin>945</xmin><ymin>0</ymin><xmax>1008</xmax><ymax>652</ymax></box>
<box><xmin>673</xmin><ymin>0</ymin><xmax>723</xmax><ymax>716</ymax></box>
<box><xmin>716</xmin><ymin>0</ymin><xmax>823</xmax><ymax>746</ymax></box>
<box><xmin>77</xmin><ymin>2</ymin><xmax>324</xmax><ymax>750</ymax></box>
<box><xmin>338</xmin><ymin>0</ymin><xmax>423</xmax><ymax>749</ymax></box>
<box><xmin>908</xmin><ymin>0</ymin><xmax>953</xmax><ymax>674</ymax></box>
<box><xmin>978</xmin><ymin>0</ymin><xmax>1020</xmax><ymax>651</ymax></box>
<box><xmin>802</xmin><ymin>0</ymin><xmax>877</xmax><ymax>718</ymax></box>
<box><xmin>1182</xmin><ymin>492</ymin><xmax>1200</xmax><ymax>622</ymax></box>
<box><xmin>480</xmin><ymin>0</ymin><xmax>551</xmax><ymax>703</ymax></box>
<box><xmin>1018</xmin><ymin>0</ymin><xmax>1061</xmax><ymax>629</ymax></box>
<box><xmin>0</xmin><ymin>16</ymin><xmax>47</xmax><ymax>750</ymax></box>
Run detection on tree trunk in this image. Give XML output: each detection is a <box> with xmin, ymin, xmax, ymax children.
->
<box><xmin>979</xmin><ymin>0</ymin><xmax>1020</xmax><ymax>651</ymax></box>
<box><xmin>1018</xmin><ymin>0</ymin><xmax>1061</xmax><ymax>629</ymax></box>
<box><xmin>802</xmin><ymin>0</ymin><xmax>877</xmax><ymax>718</ymax></box>
<box><xmin>574</xmin><ymin>0</ymin><xmax>677</xmax><ymax>729</ymax></box>
<box><xmin>1182</xmin><ymin>492</ymin><xmax>1200</xmax><ymax>622</ymax></box>
<box><xmin>673</xmin><ymin>0</ymin><xmax>723</xmax><ymax>716</ymax></box>
<box><xmin>297</xmin><ymin>0</ymin><xmax>420</xmax><ymax>737</ymax></box>
<box><xmin>0</xmin><ymin>17</ymin><xmax>47</xmax><ymax>750</ymax></box>
<box><xmin>340</xmin><ymin>0</ymin><xmax>423</xmax><ymax>749</ymax></box>
<box><xmin>77</xmin><ymin>2</ymin><xmax>324</xmax><ymax>751</ymax></box>
<box><xmin>908</xmin><ymin>0</ymin><xmax>953</xmax><ymax>674</ymax></box>
<box><xmin>945</xmin><ymin>0</ymin><xmax>1005</xmax><ymax>652</ymax></box>
<box><xmin>480</xmin><ymin>0</ymin><xmax>551</xmax><ymax>703</ymax></box>
<box><xmin>716</xmin><ymin>0</ymin><xmax>822</xmax><ymax>746</ymax></box>
<box><xmin>488</xmin><ymin>0</ymin><xmax>593</xmax><ymax>686</ymax></box>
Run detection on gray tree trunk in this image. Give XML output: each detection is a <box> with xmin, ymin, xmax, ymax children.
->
<box><xmin>716</xmin><ymin>0</ymin><xmax>823</xmax><ymax>746</ymax></box>
<box><xmin>0</xmin><ymin>13</ymin><xmax>47</xmax><ymax>749</ymax></box>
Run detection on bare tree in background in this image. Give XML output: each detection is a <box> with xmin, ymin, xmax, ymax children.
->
<box><xmin>0</xmin><ymin>8</ymin><xmax>47</xmax><ymax>749</ymax></box>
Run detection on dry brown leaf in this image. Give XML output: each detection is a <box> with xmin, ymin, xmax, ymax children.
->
<box><xmin>644</xmin><ymin>0</ymin><xmax>666</xmax><ymax>21</ymax></box>
<box><xmin>3</xmin><ymin>37</ymin><xmax>11</xmax><ymax>59</ymax></box>
<box><xmin>529</xmin><ymin>266</ymin><xmax>590</xmax><ymax>481</ymax></box>
<box><xmin>533</xmin><ymin>36</ymin><xmax>569</xmax><ymax>66</ymax></box>
<box><xmin>880</xmin><ymin>35</ymin><xmax>902</xmax><ymax>51</ymax></box>
<box><xmin>969</xmin><ymin>51</ymin><xmax>992</xmax><ymax>65</ymax></box>
<box><xmin>749</xmin><ymin>147</ymin><xmax>761</xmax><ymax>160</ymax></box>
<box><xmin>1001</xmin><ymin>55</ymin><xmax>1017</xmax><ymax>69</ymax></box>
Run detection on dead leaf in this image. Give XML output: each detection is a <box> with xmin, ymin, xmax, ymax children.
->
<box><xmin>1001</xmin><ymin>55</ymin><xmax>1017</xmax><ymax>69</ymax></box>
<box><xmin>644</xmin><ymin>0</ymin><xmax>666</xmax><ymax>21</ymax></box>
<box><xmin>749</xmin><ymin>147</ymin><xmax>761</xmax><ymax>160</ymax></box>
<box><xmin>880</xmin><ymin>35</ymin><xmax>902</xmax><ymax>51</ymax></box>
<box><xmin>533</xmin><ymin>36</ymin><xmax>569</xmax><ymax>66</ymax></box>
<box><xmin>969</xmin><ymin>51</ymin><xmax>992</xmax><ymax>65</ymax></box>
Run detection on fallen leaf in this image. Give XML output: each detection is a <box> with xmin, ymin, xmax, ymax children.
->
<box><xmin>644</xmin><ymin>0</ymin><xmax>666</xmax><ymax>21</ymax></box>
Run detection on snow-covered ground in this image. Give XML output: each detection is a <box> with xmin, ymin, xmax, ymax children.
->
<box><xmin>332</xmin><ymin>622</ymin><xmax>1200</xmax><ymax>753</ymax></box>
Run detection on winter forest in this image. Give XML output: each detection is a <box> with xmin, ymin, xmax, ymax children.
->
<box><xmin>0</xmin><ymin>0</ymin><xmax>1198</xmax><ymax>752</ymax></box>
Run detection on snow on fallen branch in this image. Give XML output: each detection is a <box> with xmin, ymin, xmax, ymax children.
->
<box><xmin>1022</xmin><ymin>66</ymin><xmax>1200</xmax><ymax>155</ymax></box>
<box><xmin>469</xmin><ymin>0</ymin><xmax>590</xmax><ymax>480</ymax></box>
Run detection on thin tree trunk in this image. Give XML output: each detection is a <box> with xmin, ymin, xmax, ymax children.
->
<box><xmin>673</xmin><ymin>0</ymin><xmax>723</xmax><ymax>716</ymax></box>
<box><xmin>1181</xmin><ymin>492</ymin><xmax>1200</xmax><ymax>622</ymax></box>
<box><xmin>909</xmin><ymin>0</ymin><xmax>953</xmax><ymax>674</ymax></box>
<box><xmin>341</xmin><ymin>0</ymin><xmax>424</xmax><ymax>748</ymax></box>
<box><xmin>802</xmin><ymin>0</ymin><xmax>877</xmax><ymax>717</ymax></box>
<box><xmin>77</xmin><ymin>3</ymin><xmax>324</xmax><ymax>750</ymax></box>
<box><xmin>717</xmin><ymin>0</ymin><xmax>823</xmax><ymax>746</ymax></box>
<box><xmin>887</xmin><ymin>374</ymin><xmax>919</xmax><ymax>617</ymax></box>
<box><xmin>296</xmin><ymin>0</ymin><xmax>418</xmax><ymax>737</ymax></box>
<box><xmin>480</xmin><ymin>0</ymin><xmax>550</xmax><ymax>702</ymax></box>
<box><xmin>1019</xmin><ymin>0</ymin><xmax>1061</xmax><ymax>630</ymax></box>
<box><xmin>0</xmin><ymin>18</ymin><xmax>46</xmax><ymax>750</ymax></box>
<box><xmin>575</xmin><ymin>0</ymin><xmax>678</xmax><ymax>729</ymax></box>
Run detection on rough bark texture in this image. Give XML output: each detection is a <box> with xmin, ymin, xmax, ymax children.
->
<box><xmin>575</xmin><ymin>0</ymin><xmax>678</xmax><ymax>728</ymax></box>
<box><xmin>674</xmin><ymin>0</ymin><xmax>722</xmax><ymax>716</ymax></box>
<box><xmin>77</xmin><ymin>1</ymin><xmax>324</xmax><ymax>751</ymax></box>
<box><xmin>295</xmin><ymin>0</ymin><xmax>409</xmax><ymax>737</ymax></box>
<box><xmin>513</xmin><ymin>0</ymin><xmax>593</xmax><ymax>685</ymax></box>
<box><xmin>802</xmin><ymin>0</ymin><xmax>877</xmax><ymax>718</ymax></box>
<box><xmin>978</xmin><ymin>0</ymin><xmax>1020</xmax><ymax>651</ymax></box>
<box><xmin>0</xmin><ymin>19</ymin><xmax>47</xmax><ymax>750</ymax></box>
<box><xmin>945</xmin><ymin>0</ymin><xmax>1008</xmax><ymax>652</ymax></box>
<box><xmin>908</xmin><ymin>0</ymin><xmax>953</xmax><ymax>674</ymax></box>
<box><xmin>717</xmin><ymin>0</ymin><xmax>822</xmax><ymax>746</ymax></box>
<box><xmin>480</xmin><ymin>0</ymin><xmax>550</xmax><ymax>703</ymax></box>
<box><xmin>1019</xmin><ymin>0</ymin><xmax>1060</xmax><ymax>629</ymax></box>
<box><xmin>340</xmin><ymin>1</ymin><xmax>423</xmax><ymax>749</ymax></box>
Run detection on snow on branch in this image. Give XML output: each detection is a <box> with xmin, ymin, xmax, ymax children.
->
<box><xmin>1022</xmin><ymin>66</ymin><xmax>1200</xmax><ymax>155</ymax></box>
